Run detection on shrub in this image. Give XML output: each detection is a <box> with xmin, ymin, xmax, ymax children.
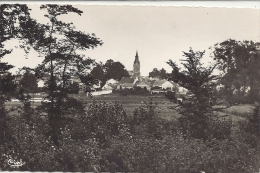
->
<box><xmin>118</xmin><ymin>87</ymin><xmax>150</xmax><ymax>96</ymax></box>
<box><xmin>238</xmin><ymin>102</ymin><xmax>260</xmax><ymax>148</ymax></box>
<box><xmin>165</xmin><ymin>91</ymin><xmax>177</xmax><ymax>102</ymax></box>
<box><xmin>131</xmin><ymin>98</ymin><xmax>172</xmax><ymax>139</ymax></box>
<box><xmin>85</xmin><ymin>101</ymin><xmax>130</xmax><ymax>144</ymax></box>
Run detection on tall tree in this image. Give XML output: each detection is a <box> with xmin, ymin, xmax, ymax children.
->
<box><xmin>91</xmin><ymin>65</ymin><xmax>105</xmax><ymax>80</ymax></box>
<box><xmin>0</xmin><ymin>5</ymin><xmax>44</xmax><ymax>169</ymax></box>
<box><xmin>30</xmin><ymin>5</ymin><xmax>102</xmax><ymax>147</ymax></box>
<box><xmin>19</xmin><ymin>72</ymin><xmax>38</xmax><ymax>93</ymax></box>
<box><xmin>149</xmin><ymin>68</ymin><xmax>160</xmax><ymax>79</ymax></box>
<box><xmin>167</xmin><ymin>48</ymin><xmax>224</xmax><ymax>140</ymax></box>
<box><xmin>212</xmin><ymin>39</ymin><xmax>260</xmax><ymax>103</ymax></box>
<box><xmin>159</xmin><ymin>68</ymin><xmax>167</xmax><ymax>79</ymax></box>
<box><xmin>104</xmin><ymin>59</ymin><xmax>129</xmax><ymax>81</ymax></box>
<box><xmin>90</xmin><ymin>64</ymin><xmax>106</xmax><ymax>87</ymax></box>
<box><xmin>149</xmin><ymin>68</ymin><xmax>168</xmax><ymax>79</ymax></box>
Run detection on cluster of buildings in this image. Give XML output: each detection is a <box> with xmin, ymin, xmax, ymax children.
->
<box><xmin>101</xmin><ymin>51</ymin><xmax>188</xmax><ymax>94</ymax></box>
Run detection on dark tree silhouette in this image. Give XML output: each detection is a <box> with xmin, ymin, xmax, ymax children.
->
<box><xmin>104</xmin><ymin>59</ymin><xmax>129</xmax><ymax>81</ymax></box>
<box><xmin>149</xmin><ymin>68</ymin><xmax>168</xmax><ymax>79</ymax></box>
<box><xmin>212</xmin><ymin>39</ymin><xmax>260</xmax><ymax>103</ymax></box>
<box><xmin>167</xmin><ymin>48</ymin><xmax>227</xmax><ymax>140</ymax></box>
<box><xmin>19</xmin><ymin>72</ymin><xmax>38</xmax><ymax>93</ymax></box>
<box><xmin>90</xmin><ymin>64</ymin><xmax>106</xmax><ymax>87</ymax></box>
<box><xmin>29</xmin><ymin>5</ymin><xmax>102</xmax><ymax>147</ymax></box>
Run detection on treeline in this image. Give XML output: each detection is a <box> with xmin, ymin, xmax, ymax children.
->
<box><xmin>212</xmin><ymin>40</ymin><xmax>260</xmax><ymax>104</ymax></box>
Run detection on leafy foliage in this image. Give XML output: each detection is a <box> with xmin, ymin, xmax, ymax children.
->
<box><xmin>149</xmin><ymin>68</ymin><xmax>168</xmax><ymax>79</ymax></box>
<box><xmin>66</xmin><ymin>82</ymin><xmax>80</xmax><ymax>94</ymax></box>
<box><xmin>0</xmin><ymin>5</ymin><xmax>29</xmax><ymax>57</ymax></box>
<box><xmin>89</xmin><ymin>59</ymin><xmax>130</xmax><ymax>88</ymax></box>
<box><xmin>25</xmin><ymin>5</ymin><xmax>103</xmax><ymax>147</ymax></box>
<box><xmin>104</xmin><ymin>59</ymin><xmax>129</xmax><ymax>81</ymax></box>
<box><xmin>167</xmin><ymin>48</ymin><xmax>231</xmax><ymax>140</ymax></box>
<box><xmin>212</xmin><ymin>39</ymin><xmax>260</xmax><ymax>103</ymax></box>
<box><xmin>238</xmin><ymin>102</ymin><xmax>260</xmax><ymax>148</ymax></box>
<box><xmin>19</xmin><ymin>72</ymin><xmax>38</xmax><ymax>93</ymax></box>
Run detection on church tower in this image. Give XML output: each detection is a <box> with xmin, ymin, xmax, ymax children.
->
<box><xmin>133</xmin><ymin>51</ymin><xmax>140</xmax><ymax>78</ymax></box>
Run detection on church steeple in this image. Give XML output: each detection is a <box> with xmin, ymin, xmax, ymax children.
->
<box><xmin>134</xmin><ymin>51</ymin><xmax>140</xmax><ymax>64</ymax></box>
<box><xmin>133</xmin><ymin>50</ymin><xmax>140</xmax><ymax>78</ymax></box>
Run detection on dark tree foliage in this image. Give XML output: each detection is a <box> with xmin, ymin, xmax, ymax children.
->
<box><xmin>0</xmin><ymin>4</ymin><xmax>44</xmax><ymax>58</ymax></box>
<box><xmin>239</xmin><ymin>102</ymin><xmax>260</xmax><ymax>148</ymax></box>
<box><xmin>149</xmin><ymin>68</ymin><xmax>168</xmax><ymax>79</ymax></box>
<box><xmin>0</xmin><ymin>5</ymin><xmax>42</xmax><ymax>170</ymax></box>
<box><xmin>85</xmin><ymin>101</ymin><xmax>129</xmax><ymax>145</ymax></box>
<box><xmin>0</xmin><ymin>63</ymin><xmax>16</xmax><ymax>98</ymax></box>
<box><xmin>167</xmin><ymin>48</ymin><xmax>231</xmax><ymax>140</ymax></box>
<box><xmin>89</xmin><ymin>60</ymin><xmax>129</xmax><ymax>88</ymax></box>
<box><xmin>212</xmin><ymin>39</ymin><xmax>260</xmax><ymax>103</ymax></box>
<box><xmin>67</xmin><ymin>82</ymin><xmax>80</xmax><ymax>94</ymax></box>
<box><xmin>26</xmin><ymin>5</ymin><xmax>103</xmax><ymax>147</ymax></box>
<box><xmin>19</xmin><ymin>72</ymin><xmax>38</xmax><ymax>93</ymax></box>
<box><xmin>79</xmin><ymin>74</ymin><xmax>99</xmax><ymax>93</ymax></box>
<box><xmin>90</xmin><ymin>64</ymin><xmax>106</xmax><ymax>87</ymax></box>
<box><xmin>132</xmin><ymin>98</ymin><xmax>163</xmax><ymax>139</ymax></box>
<box><xmin>0</xmin><ymin>62</ymin><xmax>18</xmax><ymax>170</ymax></box>
<box><xmin>104</xmin><ymin>59</ymin><xmax>129</xmax><ymax>81</ymax></box>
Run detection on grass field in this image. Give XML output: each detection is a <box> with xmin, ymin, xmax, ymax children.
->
<box><xmin>72</xmin><ymin>93</ymin><xmax>179</xmax><ymax>121</ymax></box>
<box><xmin>5</xmin><ymin>93</ymin><xmax>254</xmax><ymax>122</ymax></box>
<box><xmin>74</xmin><ymin>93</ymin><xmax>253</xmax><ymax>121</ymax></box>
<box><xmin>224</xmin><ymin>104</ymin><xmax>253</xmax><ymax>117</ymax></box>
<box><xmin>216</xmin><ymin>104</ymin><xmax>254</xmax><ymax>122</ymax></box>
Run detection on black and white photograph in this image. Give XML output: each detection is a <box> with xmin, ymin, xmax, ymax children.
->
<box><xmin>0</xmin><ymin>2</ymin><xmax>259</xmax><ymax>172</ymax></box>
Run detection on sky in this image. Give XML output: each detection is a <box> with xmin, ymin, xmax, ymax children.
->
<box><xmin>2</xmin><ymin>2</ymin><xmax>260</xmax><ymax>76</ymax></box>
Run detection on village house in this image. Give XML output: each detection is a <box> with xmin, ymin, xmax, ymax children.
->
<box><xmin>37</xmin><ymin>79</ymin><xmax>45</xmax><ymax>88</ymax></box>
<box><xmin>102</xmin><ymin>79</ymin><xmax>119</xmax><ymax>90</ymax></box>
<box><xmin>178</xmin><ymin>85</ymin><xmax>188</xmax><ymax>94</ymax></box>
<box><xmin>118</xmin><ymin>77</ymin><xmax>136</xmax><ymax>89</ymax></box>
<box><xmin>135</xmin><ymin>80</ymin><xmax>152</xmax><ymax>90</ymax></box>
<box><xmin>152</xmin><ymin>79</ymin><xmax>175</xmax><ymax>89</ymax></box>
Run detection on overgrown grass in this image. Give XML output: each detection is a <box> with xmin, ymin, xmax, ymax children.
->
<box><xmin>222</xmin><ymin>104</ymin><xmax>253</xmax><ymax>118</ymax></box>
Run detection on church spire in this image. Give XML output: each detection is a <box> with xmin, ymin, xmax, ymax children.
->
<box><xmin>134</xmin><ymin>50</ymin><xmax>140</xmax><ymax>64</ymax></box>
<box><xmin>133</xmin><ymin>50</ymin><xmax>140</xmax><ymax>78</ymax></box>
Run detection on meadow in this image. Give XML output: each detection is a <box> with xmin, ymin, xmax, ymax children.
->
<box><xmin>72</xmin><ymin>93</ymin><xmax>256</xmax><ymax>122</ymax></box>
<box><xmin>6</xmin><ymin>93</ymin><xmax>253</xmax><ymax>122</ymax></box>
<box><xmin>70</xmin><ymin>93</ymin><xmax>178</xmax><ymax>121</ymax></box>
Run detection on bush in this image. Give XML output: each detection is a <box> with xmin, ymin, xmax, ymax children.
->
<box><xmin>165</xmin><ymin>91</ymin><xmax>177</xmax><ymax>102</ymax></box>
<box><xmin>118</xmin><ymin>87</ymin><xmax>150</xmax><ymax>96</ymax></box>
<box><xmin>67</xmin><ymin>82</ymin><xmax>80</xmax><ymax>94</ymax></box>
<box><xmin>85</xmin><ymin>101</ymin><xmax>130</xmax><ymax>144</ymax></box>
<box><xmin>238</xmin><ymin>102</ymin><xmax>260</xmax><ymax>148</ymax></box>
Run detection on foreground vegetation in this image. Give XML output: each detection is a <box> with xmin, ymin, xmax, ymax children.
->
<box><xmin>1</xmin><ymin>97</ymin><xmax>259</xmax><ymax>172</ymax></box>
